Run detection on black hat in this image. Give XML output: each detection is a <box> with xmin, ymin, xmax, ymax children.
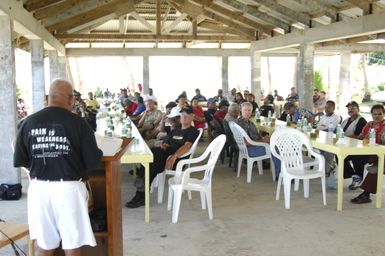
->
<box><xmin>346</xmin><ymin>101</ymin><xmax>359</xmax><ymax>108</ymax></box>
<box><xmin>73</xmin><ymin>90</ymin><xmax>81</xmax><ymax>97</ymax></box>
<box><xmin>180</xmin><ymin>106</ymin><xmax>194</xmax><ymax>114</ymax></box>
<box><xmin>219</xmin><ymin>100</ymin><xmax>230</xmax><ymax>108</ymax></box>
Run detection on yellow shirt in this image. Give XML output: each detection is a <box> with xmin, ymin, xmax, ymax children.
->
<box><xmin>85</xmin><ymin>99</ymin><xmax>100</xmax><ymax>110</ymax></box>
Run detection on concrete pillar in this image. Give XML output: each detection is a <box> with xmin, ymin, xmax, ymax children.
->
<box><xmin>58</xmin><ymin>56</ymin><xmax>67</xmax><ymax>80</ymax></box>
<box><xmin>48</xmin><ymin>50</ymin><xmax>59</xmax><ymax>82</ymax></box>
<box><xmin>30</xmin><ymin>39</ymin><xmax>45</xmax><ymax>113</ymax></box>
<box><xmin>251</xmin><ymin>51</ymin><xmax>262</xmax><ymax>104</ymax></box>
<box><xmin>338</xmin><ymin>52</ymin><xmax>351</xmax><ymax>115</ymax></box>
<box><xmin>0</xmin><ymin>16</ymin><xmax>19</xmax><ymax>184</ymax></box>
<box><xmin>143</xmin><ymin>56</ymin><xmax>149</xmax><ymax>94</ymax></box>
<box><xmin>296</xmin><ymin>43</ymin><xmax>314</xmax><ymax>111</ymax></box>
<box><xmin>222</xmin><ymin>56</ymin><xmax>229</xmax><ymax>96</ymax></box>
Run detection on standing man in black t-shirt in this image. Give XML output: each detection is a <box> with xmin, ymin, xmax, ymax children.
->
<box><xmin>126</xmin><ymin>106</ymin><xmax>199</xmax><ymax>208</ymax></box>
<box><xmin>14</xmin><ymin>79</ymin><xmax>103</xmax><ymax>256</ymax></box>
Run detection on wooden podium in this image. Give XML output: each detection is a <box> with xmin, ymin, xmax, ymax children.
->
<box><xmin>82</xmin><ymin>137</ymin><xmax>133</xmax><ymax>256</ymax></box>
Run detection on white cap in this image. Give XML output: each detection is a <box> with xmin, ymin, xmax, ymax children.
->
<box><xmin>143</xmin><ymin>95</ymin><xmax>158</xmax><ymax>102</ymax></box>
<box><xmin>167</xmin><ymin>107</ymin><xmax>181</xmax><ymax>118</ymax></box>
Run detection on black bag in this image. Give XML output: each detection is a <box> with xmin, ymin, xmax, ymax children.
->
<box><xmin>0</xmin><ymin>183</ymin><xmax>22</xmax><ymax>200</ymax></box>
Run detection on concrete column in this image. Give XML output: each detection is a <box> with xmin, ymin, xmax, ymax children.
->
<box><xmin>338</xmin><ymin>52</ymin><xmax>351</xmax><ymax>115</ymax></box>
<box><xmin>251</xmin><ymin>50</ymin><xmax>262</xmax><ymax>103</ymax></box>
<box><xmin>0</xmin><ymin>16</ymin><xmax>19</xmax><ymax>184</ymax></box>
<box><xmin>143</xmin><ymin>56</ymin><xmax>149</xmax><ymax>94</ymax></box>
<box><xmin>48</xmin><ymin>50</ymin><xmax>59</xmax><ymax>82</ymax></box>
<box><xmin>296</xmin><ymin>43</ymin><xmax>314</xmax><ymax>111</ymax></box>
<box><xmin>222</xmin><ymin>56</ymin><xmax>229</xmax><ymax>95</ymax></box>
<box><xmin>30</xmin><ymin>39</ymin><xmax>45</xmax><ymax>113</ymax></box>
<box><xmin>58</xmin><ymin>56</ymin><xmax>67</xmax><ymax>79</ymax></box>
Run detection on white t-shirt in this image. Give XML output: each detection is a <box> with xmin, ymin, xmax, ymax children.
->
<box><xmin>316</xmin><ymin>113</ymin><xmax>340</xmax><ymax>131</ymax></box>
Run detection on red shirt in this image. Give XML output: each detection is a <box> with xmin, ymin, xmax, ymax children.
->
<box><xmin>192</xmin><ymin>106</ymin><xmax>205</xmax><ymax>129</ymax></box>
<box><xmin>124</xmin><ymin>102</ymin><xmax>138</xmax><ymax>116</ymax></box>
<box><xmin>361</xmin><ymin>121</ymin><xmax>385</xmax><ymax>143</ymax></box>
<box><xmin>214</xmin><ymin>110</ymin><xmax>226</xmax><ymax>123</ymax></box>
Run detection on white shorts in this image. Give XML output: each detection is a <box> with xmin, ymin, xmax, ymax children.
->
<box><xmin>28</xmin><ymin>179</ymin><xmax>96</xmax><ymax>250</ymax></box>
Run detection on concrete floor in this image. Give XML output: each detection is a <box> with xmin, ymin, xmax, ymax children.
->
<box><xmin>1</xmin><ymin>144</ymin><xmax>385</xmax><ymax>256</ymax></box>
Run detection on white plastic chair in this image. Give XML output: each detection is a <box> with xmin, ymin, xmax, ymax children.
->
<box><xmin>228</xmin><ymin>122</ymin><xmax>275</xmax><ymax>182</ymax></box>
<box><xmin>167</xmin><ymin>134</ymin><xmax>226</xmax><ymax>223</ymax></box>
<box><xmin>155</xmin><ymin>128</ymin><xmax>203</xmax><ymax>204</ymax></box>
<box><xmin>270</xmin><ymin>127</ymin><xmax>326</xmax><ymax>209</ymax></box>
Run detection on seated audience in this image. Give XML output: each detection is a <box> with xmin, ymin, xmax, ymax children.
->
<box><xmin>214</xmin><ymin>100</ymin><xmax>230</xmax><ymax>124</ymax></box>
<box><xmin>123</xmin><ymin>99</ymin><xmax>137</xmax><ymax>116</ymax></box>
<box><xmin>273</xmin><ymin>90</ymin><xmax>284</xmax><ymax>101</ymax></box>
<box><xmin>313</xmin><ymin>89</ymin><xmax>320</xmax><ymax>103</ymax></box>
<box><xmin>236</xmin><ymin>102</ymin><xmax>281</xmax><ymax>178</ymax></box>
<box><xmin>286</xmin><ymin>87</ymin><xmax>299</xmax><ymax>102</ymax></box>
<box><xmin>234</xmin><ymin>92</ymin><xmax>245</xmax><ymax>105</ymax></box>
<box><xmin>279</xmin><ymin>102</ymin><xmax>296</xmax><ymax>122</ymax></box>
<box><xmin>259</xmin><ymin>94</ymin><xmax>275</xmax><ymax>117</ymax></box>
<box><xmin>191</xmin><ymin>98</ymin><xmax>206</xmax><ymax>129</ymax></box>
<box><xmin>228</xmin><ymin>88</ymin><xmax>237</xmax><ymax>103</ymax></box>
<box><xmin>313</xmin><ymin>91</ymin><xmax>327</xmax><ymax>113</ymax></box>
<box><xmin>316</xmin><ymin>100</ymin><xmax>340</xmax><ymax>176</ymax></box>
<box><xmin>345</xmin><ymin>104</ymin><xmax>384</xmax><ymax>191</ymax></box>
<box><xmin>246</xmin><ymin>93</ymin><xmax>258</xmax><ymax>115</ymax></box>
<box><xmin>137</xmin><ymin>97</ymin><xmax>162</xmax><ymax>140</ymax></box>
<box><xmin>125</xmin><ymin>107</ymin><xmax>199</xmax><ymax>208</ymax></box>
<box><xmin>192</xmin><ymin>88</ymin><xmax>207</xmax><ymax>102</ymax></box>
<box><xmin>213</xmin><ymin>89</ymin><xmax>227</xmax><ymax>102</ymax></box>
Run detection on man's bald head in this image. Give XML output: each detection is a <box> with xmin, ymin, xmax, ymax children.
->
<box><xmin>48</xmin><ymin>79</ymin><xmax>74</xmax><ymax>111</ymax></box>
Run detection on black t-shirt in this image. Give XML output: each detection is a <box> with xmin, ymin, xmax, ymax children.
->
<box><xmin>259</xmin><ymin>104</ymin><xmax>274</xmax><ymax>117</ymax></box>
<box><xmin>14</xmin><ymin>107</ymin><xmax>103</xmax><ymax>180</ymax></box>
<box><xmin>163</xmin><ymin>126</ymin><xmax>199</xmax><ymax>153</ymax></box>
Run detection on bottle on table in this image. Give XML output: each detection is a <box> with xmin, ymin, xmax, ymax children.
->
<box><xmin>369</xmin><ymin>128</ymin><xmax>376</xmax><ymax>145</ymax></box>
<box><xmin>327</xmin><ymin>122</ymin><xmax>334</xmax><ymax>139</ymax></box>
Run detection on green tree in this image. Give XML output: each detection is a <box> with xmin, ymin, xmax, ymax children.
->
<box><xmin>313</xmin><ymin>71</ymin><xmax>324</xmax><ymax>91</ymax></box>
<box><xmin>368</xmin><ymin>52</ymin><xmax>385</xmax><ymax>65</ymax></box>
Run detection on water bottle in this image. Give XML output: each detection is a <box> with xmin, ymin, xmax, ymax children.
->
<box><xmin>286</xmin><ymin>114</ymin><xmax>291</xmax><ymax>126</ymax></box>
<box><xmin>256</xmin><ymin>110</ymin><xmax>261</xmax><ymax>124</ymax></box>
<box><xmin>327</xmin><ymin>122</ymin><xmax>334</xmax><ymax>139</ymax></box>
<box><xmin>369</xmin><ymin>128</ymin><xmax>376</xmax><ymax>145</ymax></box>
<box><xmin>267</xmin><ymin>110</ymin><xmax>272</xmax><ymax>126</ymax></box>
<box><xmin>306</xmin><ymin>124</ymin><xmax>312</xmax><ymax>138</ymax></box>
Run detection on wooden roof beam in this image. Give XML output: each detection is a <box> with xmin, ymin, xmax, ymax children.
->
<box><xmin>162</xmin><ymin>13</ymin><xmax>188</xmax><ymax>33</ymax></box>
<box><xmin>171</xmin><ymin>0</ymin><xmax>255</xmax><ymax>39</ymax></box>
<box><xmin>24</xmin><ymin>0</ymin><xmax>62</xmax><ymax>12</ymax></box>
<box><xmin>251</xmin><ymin>0</ymin><xmax>310</xmax><ymax>27</ymax></box>
<box><xmin>288</xmin><ymin>0</ymin><xmax>337</xmax><ymax>21</ymax></box>
<box><xmin>46</xmin><ymin>0</ymin><xmax>139</xmax><ymax>34</ymax></box>
<box><xmin>216</xmin><ymin>0</ymin><xmax>290</xmax><ymax>32</ymax></box>
<box><xmin>251</xmin><ymin>12</ymin><xmax>385</xmax><ymax>52</ymax></box>
<box><xmin>34</xmin><ymin>0</ymin><xmax>92</xmax><ymax>20</ymax></box>
<box><xmin>316</xmin><ymin>43</ymin><xmax>385</xmax><ymax>52</ymax></box>
<box><xmin>199</xmin><ymin>20</ymin><xmax>250</xmax><ymax>39</ymax></box>
<box><xmin>191</xmin><ymin>0</ymin><xmax>273</xmax><ymax>36</ymax></box>
<box><xmin>57</xmin><ymin>33</ymin><xmax>247</xmax><ymax>41</ymax></box>
<box><xmin>130</xmin><ymin>11</ymin><xmax>156</xmax><ymax>33</ymax></box>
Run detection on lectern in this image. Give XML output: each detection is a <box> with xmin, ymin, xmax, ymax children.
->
<box><xmin>82</xmin><ymin>137</ymin><xmax>133</xmax><ymax>256</ymax></box>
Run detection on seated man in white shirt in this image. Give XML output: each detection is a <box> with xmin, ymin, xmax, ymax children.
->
<box><xmin>316</xmin><ymin>100</ymin><xmax>340</xmax><ymax>176</ymax></box>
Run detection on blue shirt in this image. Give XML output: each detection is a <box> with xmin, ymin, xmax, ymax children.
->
<box><xmin>132</xmin><ymin>103</ymin><xmax>146</xmax><ymax>116</ymax></box>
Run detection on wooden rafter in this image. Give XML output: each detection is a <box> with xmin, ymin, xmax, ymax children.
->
<box><xmin>24</xmin><ymin>0</ymin><xmax>62</xmax><ymax>12</ymax></box>
<box><xmin>131</xmin><ymin>11</ymin><xmax>157</xmax><ymax>33</ymax></box>
<box><xmin>46</xmin><ymin>0</ymin><xmax>139</xmax><ymax>33</ymax></box>
<box><xmin>216</xmin><ymin>0</ymin><xmax>290</xmax><ymax>32</ymax></box>
<box><xmin>251</xmin><ymin>0</ymin><xmax>310</xmax><ymax>26</ymax></box>
<box><xmin>33</xmin><ymin>0</ymin><xmax>91</xmax><ymax>20</ymax></box>
<box><xmin>156</xmin><ymin>0</ymin><xmax>161</xmax><ymax>35</ymax></box>
<box><xmin>162</xmin><ymin>13</ymin><xmax>188</xmax><ymax>33</ymax></box>
<box><xmin>170</xmin><ymin>0</ymin><xmax>255</xmax><ymax>39</ymax></box>
<box><xmin>56</xmin><ymin>33</ymin><xmax>246</xmax><ymax>42</ymax></box>
<box><xmin>199</xmin><ymin>20</ymin><xmax>249</xmax><ymax>38</ymax></box>
<box><xmin>192</xmin><ymin>0</ymin><xmax>273</xmax><ymax>35</ymax></box>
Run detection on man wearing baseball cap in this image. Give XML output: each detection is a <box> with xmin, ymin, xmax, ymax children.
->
<box><xmin>342</xmin><ymin>101</ymin><xmax>368</xmax><ymax>190</ymax></box>
<box><xmin>126</xmin><ymin>106</ymin><xmax>199</xmax><ymax>208</ymax></box>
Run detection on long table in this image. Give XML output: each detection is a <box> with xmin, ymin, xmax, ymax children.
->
<box><xmin>312</xmin><ymin>131</ymin><xmax>385</xmax><ymax>211</ymax></box>
<box><xmin>120</xmin><ymin>124</ymin><xmax>153</xmax><ymax>223</ymax></box>
<box><xmin>256</xmin><ymin>120</ymin><xmax>385</xmax><ymax>211</ymax></box>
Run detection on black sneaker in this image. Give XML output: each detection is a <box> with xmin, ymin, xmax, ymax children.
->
<box><xmin>125</xmin><ymin>198</ymin><xmax>145</xmax><ymax>208</ymax></box>
<box><xmin>348</xmin><ymin>175</ymin><xmax>362</xmax><ymax>190</ymax></box>
<box><xmin>351</xmin><ymin>192</ymin><xmax>371</xmax><ymax>204</ymax></box>
<box><xmin>125</xmin><ymin>192</ymin><xmax>145</xmax><ymax>208</ymax></box>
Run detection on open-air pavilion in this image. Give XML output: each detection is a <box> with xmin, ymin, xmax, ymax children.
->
<box><xmin>1</xmin><ymin>1</ymin><xmax>385</xmax><ymax>255</ymax></box>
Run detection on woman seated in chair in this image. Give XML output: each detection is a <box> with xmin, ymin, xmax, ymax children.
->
<box><xmin>236</xmin><ymin>102</ymin><xmax>281</xmax><ymax>178</ymax></box>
